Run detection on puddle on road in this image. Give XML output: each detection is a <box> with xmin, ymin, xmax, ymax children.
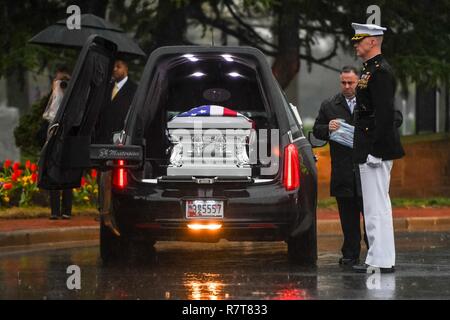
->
<box><xmin>0</xmin><ymin>233</ymin><xmax>449</xmax><ymax>299</ymax></box>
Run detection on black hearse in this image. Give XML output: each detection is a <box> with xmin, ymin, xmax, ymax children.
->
<box><xmin>38</xmin><ymin>35</ymin><xmax>318</xmax><ymax>265</ymax></box>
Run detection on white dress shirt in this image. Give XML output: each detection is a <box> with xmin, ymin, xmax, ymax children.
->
<box><xmin>116</xmin><ymin>76</ymin><xmax>128</xmax><ymax>92</ymax></box>
<box><xmin>346</xmin><ymin>96</ymin><xmax>356</xmax><ymax>114</ymax></box>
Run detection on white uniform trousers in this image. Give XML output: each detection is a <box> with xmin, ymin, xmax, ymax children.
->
<box><xmin>359</xmin><ymin>160</ymin><xmax>395</xmax><ymax>268</ymax></box>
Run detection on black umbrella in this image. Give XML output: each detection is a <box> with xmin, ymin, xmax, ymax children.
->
<box><xmin>29</xmin><ymin>13</ymin><xmax>145</xmax><ymax>57</ymax></box>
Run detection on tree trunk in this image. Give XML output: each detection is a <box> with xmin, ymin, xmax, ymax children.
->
<box><xmin>271</xmin><ymin>0</ymin><xmax>301</xmax><ymax>89</ymax></box>
<box><xmin>71</xmin><ymin>0</ymin><xmax>109</xmax><ymax>17</ymax></box>
<box><xmin>445</xmin><ymin>79</ymin><xmax>449</xmax><ymax>133</ymax></box>
<box><xmin>149</xmin><ymin>0</ymin><xmax>189</xmax><ymax>52</ymax></box>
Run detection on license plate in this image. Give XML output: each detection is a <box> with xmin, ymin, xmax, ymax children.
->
<box><xmin>186</xmin><ymin>200</ymin><xmax>224</xmax><ymax>219</ymax></box>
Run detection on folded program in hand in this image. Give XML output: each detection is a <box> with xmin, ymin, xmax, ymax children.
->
<box><xmin>330</xmin><ymin>120</ymin><xmax>354</xmax><ymax>149</ymax></box>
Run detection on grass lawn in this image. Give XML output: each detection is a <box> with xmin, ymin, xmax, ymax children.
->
<box><xmin>318</xmin><ymin>197</ymin><xmax>450</xmax><ymax>209</ymax></box>
<box><xmin>0</xmin><ymin>206</ymin><xmax>98</xmax><ymax>219</ymax></box>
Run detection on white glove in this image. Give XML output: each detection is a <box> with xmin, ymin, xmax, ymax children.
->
<box><xmin>366</xmin><ymin>154</ymin><xmax>382</xmax><ymax>168</ymax></box>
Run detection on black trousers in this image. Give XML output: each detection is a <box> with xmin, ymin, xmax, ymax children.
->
<box><xmin>50</xmin><ymin>189</ymin><xmax>73</xmax><ymax>217</ymax></box>
<box><xmin>336</xmin><ymin>196</ymin><xmax>369</xmax><ymax>259</ymax></box>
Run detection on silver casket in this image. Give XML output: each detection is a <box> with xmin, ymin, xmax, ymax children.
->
<box><xmin>167</xmin><ymin>116</ymin><xmax>253</xmax><ymax>177</ymax></box>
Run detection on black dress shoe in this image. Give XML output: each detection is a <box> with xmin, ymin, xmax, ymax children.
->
<box><xmin>352</xmin><ymin>263</ymin><xmax>395</xmax><ymax>274</ymax></box>
<box><xmin>339</xmin><ymin>257</ymin><xmax>359</xmax><ymax>266</ymax></box>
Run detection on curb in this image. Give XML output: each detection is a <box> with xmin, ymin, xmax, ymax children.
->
<box><xmin>0</xmin><ymin>217</ymin><xmax>449</xmax><ymax>248</ymax></box>
<box><xmin>0</xmin><ymin>226</ymin><xmax>99</xmax><ymax>249</ymax></box>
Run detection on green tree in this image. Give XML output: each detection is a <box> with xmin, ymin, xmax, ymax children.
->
<box><xmin>186</xmin><ymin>0</ymin><xmax>449</xmax><ymax>90</ymax></box>
<box><xmin>4</xmin><ymin>0</ymin><xmax>449</xmax><ymax>159</ymax></box>
<box><xmin>1</xmin><ymin>0</ymin><xmax>110</xmax><ymax>159</ymax></box>
<box><xmin>13</xmin><ymin>94</ymin><xmax>49</xmax><ymax>162</ymax></box>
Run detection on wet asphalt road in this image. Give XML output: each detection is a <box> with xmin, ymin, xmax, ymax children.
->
<box><xmin>0</xmin><ymin>232</ymin><xmax>449</xmax><ymax>300</ymax></box>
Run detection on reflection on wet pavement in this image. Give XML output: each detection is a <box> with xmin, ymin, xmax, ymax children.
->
<box><xmin>0</xmin><ymin>232</ymin><xmax>449</xmax><ymax>299</ymax></box>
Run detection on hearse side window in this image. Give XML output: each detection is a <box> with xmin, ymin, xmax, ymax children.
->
<box><xmin>281</xmin><ymin>94</ymin><xmax>302</xmax><ymax>140</ymax></box>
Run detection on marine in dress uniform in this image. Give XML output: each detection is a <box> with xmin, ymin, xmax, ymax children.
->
<box><xmin>350</xmin><ymin>23</ymin><xmax>405</xmax><ymax>273</ymax></box>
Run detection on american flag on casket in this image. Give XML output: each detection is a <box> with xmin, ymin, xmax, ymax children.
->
<box><xmin>177</xmin><ymin>105</ymin><xmax>243</xmax><ymax>117</ymax></box>
<box><xmin>175</xmin><ymin>105</ymin><xmax>254</xmax><ymax>128</ymax></box>
<box><xmin>169</xmin><ymin>105</ymin><xmax>256</xmax><ymax>131</ymax></box>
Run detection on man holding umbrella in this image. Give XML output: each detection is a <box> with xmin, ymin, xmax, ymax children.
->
<box><xmin>29</xmin><ymin>14</ymin><xmax>145</xmax><ymax>58</ymax></box>
<box><xmin>30</xmin><ymin>14</ymin><xmax>144</xmax><ymax>143</ymax></box>
<box><xmin>30</xmin><ymin>13</ymin><xmax>144</xmax><ymax>211</ymax></box>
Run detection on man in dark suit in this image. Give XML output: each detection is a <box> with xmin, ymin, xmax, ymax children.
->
<box><xmin>350</xmin><ymin>23</ymin><xmax>405</xmax><ymax>274</ymax></box>
<box><xmin>94</xmin><ymin>58</ymin><xmax>137</xmax><ymax>144</ymax></box>
<box><xmin>313</xmin><ymin>66</ymin><xmax>368</xmax><ymax>266</ymax></box>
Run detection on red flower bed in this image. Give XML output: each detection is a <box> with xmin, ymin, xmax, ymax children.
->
<box><xmin>1</xmin><ymin>160</ymin><xmax>98</xmax><ymax>208</ymax></box>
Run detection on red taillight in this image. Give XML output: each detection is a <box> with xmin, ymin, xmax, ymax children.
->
<box><xmin>113</xmin><ymin>160</ymin><xmax>127</xmax><ymax>189</ymax></box>
<box><xmin>283</xmin><ymin>144</ymin><xmax>300</xmax><ymax>191</ymax></box>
